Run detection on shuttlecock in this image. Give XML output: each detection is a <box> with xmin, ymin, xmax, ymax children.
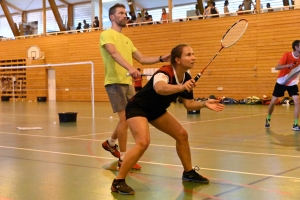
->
<box><xmin>53</xmin><ymin>121</ymin><xmax>57</xmax><ymax>125</ymax></box>
<box><xmin>110</xmin><ymin>116</ymin><xmax>113</xmax><ymax>119</ymax></box>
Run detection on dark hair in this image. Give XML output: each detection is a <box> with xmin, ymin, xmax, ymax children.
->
<box><xmin>224</xmin><ymin>0</ymin><xmax>229</xmax><ymax>6</ymax></box>
<box><xmin>171</xmin><ymin>44</ymin><xmax>189</xmax><ymax>66</ymax></box>
<box><xmin>292</xmin><ymin>40</ymin><xmax>300</xmax><ymax>51</ymax></box>
<box><xmin>211</xmin><ymin>2</ymin><xmax>216</xmax><ymax>6</ymax></box>
<box><xmin>137</xmin><ymin>68</ymin><xmax>141</xmax><ymax>71</ymax></box>
<box><xmin>109</xmin><ymin>3</ymin><xmax>126</xmax><ymax>19</ymax></box>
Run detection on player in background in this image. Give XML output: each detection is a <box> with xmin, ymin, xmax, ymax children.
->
<box><xmin>265</xmin><ymin>40</ymin><xmax>300</xmax><ymax>131</ymax></box>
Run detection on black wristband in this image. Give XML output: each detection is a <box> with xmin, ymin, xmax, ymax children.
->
<box><xmin>159</xmin><ymin>56</ymin><xmax>163</xmax><ymax>62</ymax></box>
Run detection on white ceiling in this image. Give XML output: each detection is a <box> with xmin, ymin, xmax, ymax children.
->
<box><xmin>0</xmin><ymin>0</ymin><xmax>198</xmax><ymax>16</ymax></box>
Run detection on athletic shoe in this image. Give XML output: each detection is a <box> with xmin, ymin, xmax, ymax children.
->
<box><xmin>111</xmin><ymin>179</ymin><xmax>135</xmax><ymax>195</ymax></box>
<box><xmin>265</xmin><ymin>118</ymin><xmax>270</xmax><ymax>128</ymax></box>
<box><xmin>182</xmin><ymin>166</ymin><xmax>209</xmax><ymax>184</ymax></box>
<box><xmin>292</xmin><ymin>124</ymin><xmax>300</xmax><ymax>131</ymax></box>
<box><xmin>118</xmin><ymin>159</ymin><xmax>142</xmax><ymax>170</ymax></box>
<box><xmin>102</xmin><ymin>140</ymin><xmax>120</xmax><ymax>158</ymax></box>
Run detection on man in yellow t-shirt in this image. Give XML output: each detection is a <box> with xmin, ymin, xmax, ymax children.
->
<box><xmin>100</xmin><ymin>3</ymin><xmax>170</xmax><ymax>176</ymax></box>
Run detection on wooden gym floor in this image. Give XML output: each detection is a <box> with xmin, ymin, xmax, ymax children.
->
<box><xmin>0</xmin><ymin>101</ymin><xmax>299</xmax><ymax>200</ymax></box>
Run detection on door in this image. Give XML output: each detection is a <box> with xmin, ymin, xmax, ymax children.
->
<box><xmin>48</xmin><ymin>68</ymin><xmax>56</xmax><ymax>101</ymax></box>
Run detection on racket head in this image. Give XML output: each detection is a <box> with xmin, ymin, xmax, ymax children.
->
<box><xmin>221</xmin><ymin>19</ymin><xmax>248</xmax><ymax>48</ymax></box>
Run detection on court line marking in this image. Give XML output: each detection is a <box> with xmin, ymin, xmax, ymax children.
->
<box><xmin>68</xmin><ymin>131</ymin><xmax>112</xmax><ymax>137</ymax></box>
<box><xmin>0</xmin><ymin>130</ymin><xmax>300</xmax><ymax>159</ymax></box>
<box><xmin>0</xmin><ymin>144</ymin><xmax>299</xmax><ymax>181</ymax></box>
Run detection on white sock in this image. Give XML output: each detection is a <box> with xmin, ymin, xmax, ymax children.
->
<box><xmin>108</xmin><ymin>137</ymin><xmax>117</xmax><ymax>146</ymax></box>
<box><xmin>120</xmin><ymin>152</ymin><xmax>126</xmax><ymax>161</ymax></box>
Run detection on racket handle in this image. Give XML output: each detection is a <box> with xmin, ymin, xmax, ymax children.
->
<box><xmin>126</xmin><ymin>73</ymin><xmax>152</xmax><ymax>77</ymax></box>
<box><xmin>194</xmin><ymin>73</ymin><xmax>202</xmax><ymax>82</ymax></box>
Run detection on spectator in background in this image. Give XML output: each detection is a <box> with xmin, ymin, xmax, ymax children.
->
<box><xmin>83</xmin><ymin>20</ymin><xmax>89</xmax><ymax>29</ymax></box>
<box><xmin>237</xmin><ymin>4</ymin><xmax>244</xmax><ymax>15</ymax></box>
<box><xmin>242</xmin><ymin>0</ymin><xmax>255</xmax><ymax>14</ymax></box>
<box><xmin>210</xmin><ymin>2</ymin><xmax>219</xmax><ymax>18</ymax></box>
<box><xmin>144</xmin><ymin>11</ymin><xmax>153</xmax><ymax>24</ymax></box>
<box><xmin>135</xmin><ymin>13</ymin><xmax>143</xmax><ymax>25</ymax></box>
<box><xmin>128</xmin><ymin>12</ymin><xmax>136</xmax><ymax>24</ymax></box>
<box><xmin>76</xmin><ymin>22</ymin><xmax>82</xmax><ymax>30</ymax></box>
<box><xmin>203</xmin><ymin>5</ymin><xmax>209</xmax><ymax>19</ymax></box>
<box><xmin>266</xmin><ymin>3</ymin><xmax>274</xmax><ymax>12</ymax></box>
<box><xmin>224</xmin><ymin>0</ymin><xmax>230</xmax><ymax>16</ymax></box>
<box><xmin>93</xmin><ymin>16</ymin><xmax>99</xmax><ymax>28</ymax></box>
<box><xmin>133</xmin><ymin>68</ymin><xmax>143</xmax><ymax>92</ymax></box>
<box><xmin>161</xmin><ymin>8</ymin><xmax>169</xmax><ymax>23</ymax></box>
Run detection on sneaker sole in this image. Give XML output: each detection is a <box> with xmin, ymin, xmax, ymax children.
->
<box><xmin>102</xmin><ymin>143</ymin><xmax>120</xmax><ymax>158</ymax></box>
<box><xmin>182</xmin><ymin>178</ymin><xmax>209</xmax><ymax>184</ymax></box>
<box><xmin>118</xmin><ymin>163</ymin><xmax>142</xmax><ymax>170</ymax></box>
<box><xmin>111</xmin><ymin>186</ymin><xmax>135</xmax><ymax>195</ymax></box>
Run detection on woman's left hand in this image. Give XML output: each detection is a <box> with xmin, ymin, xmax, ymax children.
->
<box><xmin>205</xmin><ymin>99</ymin><xmax>225</xmax><ymax>112</ymax></box>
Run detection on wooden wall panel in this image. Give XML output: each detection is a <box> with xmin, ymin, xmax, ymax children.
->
<box><xmin>1</xmin><ymin>10</ymin><xmax>300</xmax><ymax>101</ymax></box>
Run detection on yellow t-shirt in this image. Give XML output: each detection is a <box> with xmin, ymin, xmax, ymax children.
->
<box><xmin>100</xmin><ymin>28</ymin><xmax>137</xmax><ymax>85</ymax></box>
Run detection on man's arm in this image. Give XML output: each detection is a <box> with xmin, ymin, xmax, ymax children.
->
<box><xmin>132</xmin><ymin>50</ymin><xmax>170</xmax><ymax>64</ymax></box>
<box><xmin>104</xmin><ymin>43</ymin><xmax>139</xmax><ymax>76</ymax></box>
<box><xmin>275</xmin><ymin>63</ymin><xmax>294</xmax><ymax>70</ymax></box>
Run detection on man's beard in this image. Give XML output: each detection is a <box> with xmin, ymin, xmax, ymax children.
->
<box><xmin>116</xmin><ymin>19</ymin><xmax>127</xmax><ymax>27</ymax></box>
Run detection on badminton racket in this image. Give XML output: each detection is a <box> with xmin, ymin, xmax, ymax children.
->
<box><xmin>194</xmin><ymin>19</ymin><xmax>248</xmax><ymax>82</ymax></box>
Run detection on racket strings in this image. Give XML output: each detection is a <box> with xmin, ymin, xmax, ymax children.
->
<box><xmin>222</xmin><ymin>20</ymin><xmax>248</xmax><ymax>48</ymax></box>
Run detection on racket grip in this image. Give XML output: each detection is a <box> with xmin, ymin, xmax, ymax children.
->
<box><xmin>194</xmin><ymin>73</ymin><xmax>202</xmax><ymax>82</ymax></box>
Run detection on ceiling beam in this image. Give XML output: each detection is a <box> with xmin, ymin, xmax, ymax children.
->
<box><xmin>5</xmin><ymin>1</ymin><xmax>22</xmax><ymax>13</ymax></box>
<box><xmin>48</xmin><ymin>0</ymin><xmax>67</xmax><ymax>31</ymax></box>
<box><xmin>127</xmin><ymin>0</ymin><xmax>136</xmax><ymax>16</ymax></box>
<box><xmin>0</xmin><ymin>0</ymin><xmax>20</xmax><ymax>36</ymax></box>
<box><xmin>197</xmin><ymin>0</ymin><xmax>204</xmax><ymax>15</ymax></box>
<box><xmin>67</xmin><ymin>4</ymin><xmax>73</xmax><ymax>28</ymax></box>
<box><xmin>134</xmin><ymin>2</ymin><xmax>143</xmax><ymax>11</ymax></box>
<box><xmin>168</xmin><ymin>0</ymin><xmax>172</xmax><ymax>22</ymax></box>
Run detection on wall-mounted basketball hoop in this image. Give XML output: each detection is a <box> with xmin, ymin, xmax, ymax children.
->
<box><xmin>27</xmin><ymin>45</ymin><xmax>45</xmax><ymax>64</ymax></box>
<box><xmin>27</xmin><ymin>45</ymin><xmax>41</xmax><ymax>60</ymax></box>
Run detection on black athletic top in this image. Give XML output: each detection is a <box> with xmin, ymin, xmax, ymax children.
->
<box><xmin>126</xmin><ymin>65</ymin><xmax>193</xmax><ymax>120</ymax></box>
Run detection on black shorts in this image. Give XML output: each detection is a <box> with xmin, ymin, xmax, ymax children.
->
<box><xmin>135</xmin><ymin>86</ymin><xmax>142</xmax><ymax>92</ymax></box>
<box><xmin>126</xmin><ymin>102</ymin><xmax>166</xmax><ymax>121</ymax></box>
<box><xmin>272</xmin><ymin>82</ymin><xmax>299</xmax><ymax>97</ymax></box>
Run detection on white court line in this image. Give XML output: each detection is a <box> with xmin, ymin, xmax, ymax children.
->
<box><xmin>68</xmin><ymin>131</ymin><xmax>112</xmax><ymax>138</ymax></box>
<box><xmin>58</xmin><ymin>114</ymin><xmax>265</xmax><ymax>138</ymax></box>
<box><xmin>180</xmin><ymin>113</ymin><xmax>266</xmax><ymax>124</ymax></box>
<box><xmin>0</xmin><ymin>145</ymin><xmax>299</xmax><ymax>181</ymax></box>
<box><xmin>0</xmin><ymin>131</ymin><xmax>299</xmax><ymax>159</ymax></box>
